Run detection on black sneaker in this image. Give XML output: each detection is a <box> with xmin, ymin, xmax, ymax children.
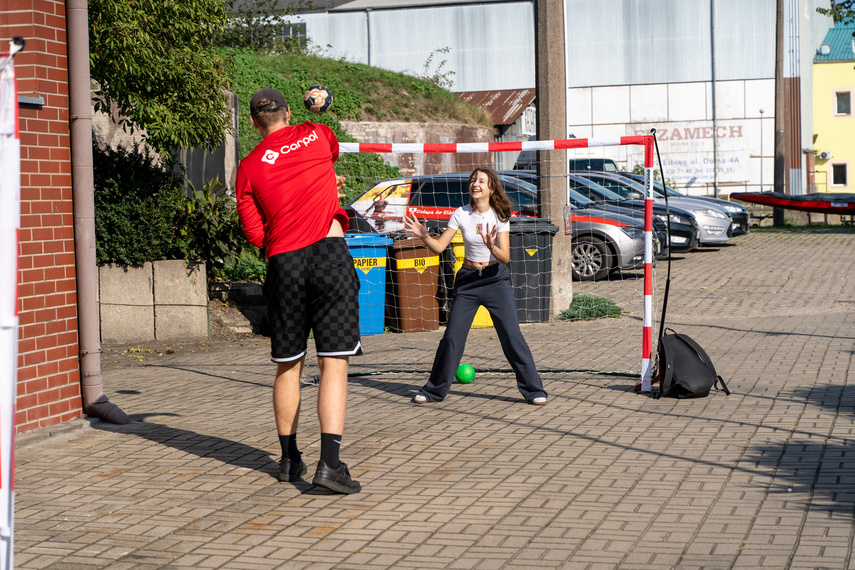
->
<box><xmin>278</xmin><ymin>458</ymin><xmax>307</xmax><ymax>482</ymax></box>
<box><xmin>312</xmin><ymin>460</ymin><xmax>361</xmax><ymax>494</ymax></box>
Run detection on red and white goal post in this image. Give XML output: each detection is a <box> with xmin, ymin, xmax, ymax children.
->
<box><xmin>339</xmin><ymin>134</ymin><xmax>657</xmax><ymax>391</ymax></box>
<box><xmin>0</xmin><ymin>43</ymin><xmax>23</xmax><ymax>570</ymax></box>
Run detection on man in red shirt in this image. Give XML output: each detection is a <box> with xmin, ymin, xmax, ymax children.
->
<box><xmin>236</xmin><ymin>88</ymin><xmax>361</xmax><ymax>494</ymax></box>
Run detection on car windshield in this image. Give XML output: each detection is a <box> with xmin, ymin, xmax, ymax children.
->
<box><xmin>568</xmin><ymin>187</ymin><xmax>595</xmax><ymax>207</ymax></box>
<box><xmin>584</xmin><ymin>173</ymin><xmax>664</xmax><ymax>198</ymax></box>
<box><xmin>500</xmin><ymin>172</ymin><xmax>596</xmax><ymax>209</ymax></box>
<box><xmin>568</xmin><ymin>176</ymin><xmax>625</xmax><ymax>202</ymax></box>
<box><xmin>415</xmin><ymin>177</ymin><xmax>469</xmax><ymax>208</ymax></box>
<box><xmin>658</xmin><ymin>182</ymin><xmax>685</xmax><ymax>197</ymax></box>
<box><xmin>619</xmin><ymin>173</ymin><xmax>678</xmax><ymax>198</ymax></box>
<box><xmin>499</xmin><ymin>177</ymin><xmax>537</xmax><ymax>213</ymax></box>
<box><xmin>510</xmin><ymin>177</ymin><xmax>536</xmax><ymax>192</ymax></box>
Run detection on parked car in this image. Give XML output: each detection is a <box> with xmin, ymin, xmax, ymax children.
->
<box><xmin>573</xmin><ymin>171</ymin><xmax>733</xmax><ymax>246</ymax></box>
<box><xmin>347</xmin><ymin>173</ymin><xmax>534</xmax><ymax>235</ymax></box>
<box><xmin>346</xmin><ymin>173</ymin><xmax>655</xmax><ymax>281</ymax></box>
<box><xmin>573</xmin><ymin>171</ymin><xmax>732</xmax><ymax>245</ymax></box>
<box><xmin>566</xmin><ymin>207</ymin><xmax>649</xmax><ymax>281</ymax></box>
<box><xmin>616</xmin><ymin>172</ymin><xmax>749</xmax><ymax>236</ymax></box>
<box><xmin>503</xmin><ymin>171</ymin><xmax>698</xmax><ymax>253</ymax></box>
<box><xmin>498</xmin><ymin>170</ymin><xmax>668</xmax><ymax>259</ymax></box>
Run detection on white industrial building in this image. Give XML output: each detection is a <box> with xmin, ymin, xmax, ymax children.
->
<box><xmin>291</xmin><ymin>0</ymin><xmax>834</xmax><ymax>196</ymax></box>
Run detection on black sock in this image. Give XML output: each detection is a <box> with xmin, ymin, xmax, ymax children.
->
<box><xmin>320</xmin><ymin>433</ymin><xmax>342</xmax><ymax>468</ymax></box>
<box><xmin>279</xmin><ymin>433</ymin><xmax>300</xmax><ymax>463</ymax></box>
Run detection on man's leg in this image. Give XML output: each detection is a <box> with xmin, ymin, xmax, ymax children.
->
<box><xmin>274</xmin><ymin>358</ymin><xmax>307</xmax><ymax>482</ymax></box>
<box><xmin>274</xmin><ymin>358</ymin><xmax>303</xmax><ymax>434</ymax></box>
<box><xmin>306</xmin><ymin>238</ymin><xmax>361</xmax><ymax>494</ymax></box>
<box><xmin>312</xmin><ymin>355</ymin><xmax>360</xmax><ymax>494</ymax></box>
<box><xmin>317</xmin><ymin>356</ymin><xmax>347</xmax><ymax>434</ymax></box>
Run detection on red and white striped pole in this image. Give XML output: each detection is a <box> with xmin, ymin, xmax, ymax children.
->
<box><xmin>0</xmin><ymin>40</ymin><xmax>23</xmax><ymax>570</ymax></box>
<box><xmin>641</xmin><ymin>137</ymin><xmax>655</xmax><ymax>392</ymax></box>
<box><xmin>341</xmin><ymin>135</ymin><xmax>655</xmax><ymax>390</ymax></box>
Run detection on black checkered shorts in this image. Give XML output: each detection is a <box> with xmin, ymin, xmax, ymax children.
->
<box><xmin>266</xmin><ymin>237</ymin><xmax>362</xmax><ymax>362</ymax></box>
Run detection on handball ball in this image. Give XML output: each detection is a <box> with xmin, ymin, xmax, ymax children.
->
<box><xmin>303</xmin><ymin>85</ymin><xmax>333</xmax><ymax>114</ymax></box>
<box><xmin>456</xmin><ymin>363</ymin><xmax>476</xmax><ymax>384</ymax></box>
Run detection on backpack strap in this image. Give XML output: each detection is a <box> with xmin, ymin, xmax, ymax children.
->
<box><xmin>714</xmin><ymin>375</ymin><xmax>731</xmax><ymax>395</ymax></box>
<box><xmin>657</xmin><ymin>335</ymin><xmax>676</xmax><ymax>399</ymax></box>
<box><xmin>674</xmin><ymin>333</ymin><xmax>731</xmax><ymax>397</ymax></box>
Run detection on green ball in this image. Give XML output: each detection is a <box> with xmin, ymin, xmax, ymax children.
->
<box><xmin>456</xmin><ymin>363</ymin><xmax>475</xmax><ymax>384</ymax></box>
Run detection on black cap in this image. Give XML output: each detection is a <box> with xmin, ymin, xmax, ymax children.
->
<box><xmin>250</xmin><ymin>88</ymin><xmax>288</xmax><ymax>117</ymax></box>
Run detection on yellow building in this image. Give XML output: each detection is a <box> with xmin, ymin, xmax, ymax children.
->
<box><xmin>813</xmin><ymin>24</ymin><xmax>855</xmax><ymax>193</ymax></box>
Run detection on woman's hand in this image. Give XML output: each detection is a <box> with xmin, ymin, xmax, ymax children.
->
<box><xmin>404</xmin><ymin>212</ymin><xmax>427</xmax><ymax>239</ymax></box>
<box><xmin>481</xmin><ymin>224</ymin><xmax>499</xmax><ymax>250</ymax></box>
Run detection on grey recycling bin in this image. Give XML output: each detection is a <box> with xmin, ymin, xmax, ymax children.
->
<box><xmin>508</xmin><ymin>218</ymin><xmax>559</xmax><ymax>323</ymax></box>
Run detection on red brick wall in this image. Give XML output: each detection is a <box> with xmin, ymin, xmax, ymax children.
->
<box><xmin>2</xmin><ymin>1</ymin><xmax>83</xmax><ymax>433</ymax></box>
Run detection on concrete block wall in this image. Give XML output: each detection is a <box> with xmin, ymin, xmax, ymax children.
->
<box><xmin>153</xmin><ymin>261</ymin><xmax>208</xmax><ymax>341</ymax></box>
<box><xmin>98</xmin><ymin>261</ymin><xmax>208</xmax><ymax>344</ymax></box>
<box><xmin>99</xmin><ymin>264</ymin><xmax>155</xmax><ymax>344</ymax></box>
<box><xmin>340</xmin><ymin>121</ymin><xmax>493</xmax><ymax>177</ymax></box>
<box><xmin>3</xmin><ymin>0</ymin><xmax>84</xmax><ymax>433</ymax></box>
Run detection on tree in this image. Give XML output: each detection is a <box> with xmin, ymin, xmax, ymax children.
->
<box><xmin>89</xmin><ymin>0</ymin><xmax>233</xmax><ymax>153</ymax></box>
<box><xmin>817</xmin><ymin>0</ymin><xmax>855</xmax><ymax>27</ymax></box>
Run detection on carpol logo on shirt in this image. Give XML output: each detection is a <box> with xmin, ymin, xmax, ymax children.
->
<box><xmin>261</xmin><ymin>130</ymin><xmax>320</xmax><ymax>165</ymax></box>
<box><xmin>261</xmin><ymin>149</ymin><xmax>279</xmax><ymax>165</ymax></box>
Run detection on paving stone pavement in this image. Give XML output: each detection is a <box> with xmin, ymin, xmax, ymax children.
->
<box><xmin>14</xmin><ymin>228</ymin><xmax>855</xmax><ymax>569</ymax></box>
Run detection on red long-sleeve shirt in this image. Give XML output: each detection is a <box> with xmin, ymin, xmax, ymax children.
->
<box><xmin>236</xmin><ymin>122</ymin><xmax>349</xmax><ymax>258</ymax></box>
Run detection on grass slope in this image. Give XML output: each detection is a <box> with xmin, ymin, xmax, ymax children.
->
<box><xmin>222</xmin><ymin>49</ymin><xmax>492</xmax><ymax>200</ymax></box>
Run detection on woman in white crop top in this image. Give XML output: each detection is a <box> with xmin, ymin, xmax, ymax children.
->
<box><xmin>403</xmin><ymin>168</ymin><xmax>547</xmax><ymax>406</ymax></box>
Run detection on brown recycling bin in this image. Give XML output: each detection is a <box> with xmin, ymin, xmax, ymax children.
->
<box><xmin>386</xmin><ymin>237</ymin><xmax>440</xmax><ymax>332</ymax></box>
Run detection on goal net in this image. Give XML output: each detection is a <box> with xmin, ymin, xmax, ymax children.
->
<box><xmin>334</xmin><ymin>135</ymin><xmax>659</xmax><ymax>393</ymax></box>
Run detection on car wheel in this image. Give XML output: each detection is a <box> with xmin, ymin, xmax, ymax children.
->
<box><xmin>571</xmin><ymin>236</ymin><xmax>612</xmax><ymax>281</ymax></box>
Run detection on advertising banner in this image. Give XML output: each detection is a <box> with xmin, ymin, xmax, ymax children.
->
<box><xmin>629</xmin><ymin>120</ymin><xmax>750</xmax><ymax>185</ymax></box>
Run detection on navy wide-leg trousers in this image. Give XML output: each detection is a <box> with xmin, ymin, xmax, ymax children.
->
<box><xmin>418</xmin><ymin>263</ymin><xmax>546</xmax><ymax>402</ymax></box>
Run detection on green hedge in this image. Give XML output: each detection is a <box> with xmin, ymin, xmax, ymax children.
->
<box><xmin>93</xmin><ymin>142</ymin><xmax>185</xmax><ymax>267</ymax></box>
<box><xmin>94</xmin><ymin>143</ymin><xmax>254</xmax><ymax>277</ymax></box>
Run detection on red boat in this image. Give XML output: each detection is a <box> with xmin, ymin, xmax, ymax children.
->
<box><xmin>730</xmin><ymin>191</ymin><xmax>855</xmax><ymax>214</ymax></box>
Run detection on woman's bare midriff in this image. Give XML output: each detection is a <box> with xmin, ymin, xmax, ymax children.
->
<box><xmin>463</xmin><ymin>259</ymin><xmax>498</xmax><ymax>269</ymax></box>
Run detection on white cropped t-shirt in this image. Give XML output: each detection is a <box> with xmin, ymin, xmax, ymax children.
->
<box><xmin>447</xmin><ymin>204</ymin><xmax>510</xmax><ymax>263</ymax></box>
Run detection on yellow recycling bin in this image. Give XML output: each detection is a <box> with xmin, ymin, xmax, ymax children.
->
<box><xmin>451</xmin><ymin>230</ymin><xmax>493</xmax><ymax>328</ymax></box>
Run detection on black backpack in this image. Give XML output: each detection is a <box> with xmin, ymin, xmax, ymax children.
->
<box><xmin>653</xmin><ymin>328</ymin><xmax>730</xmax><ymax>399</ymax></box>
<box><xmin>645</xmin><ymin>142</ymin><xmax>731</xmax><ymax>400</ymax></box>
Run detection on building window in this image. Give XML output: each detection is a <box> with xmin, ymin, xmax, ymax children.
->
<box><xmin>835</xmin><ymin>91</ymin><xmax>851</xmax><ymax>116</ymax></box>
<box><xmin>831</xmin><ymin>164</ymin><xmax>848</xmax><ymax>187</ymax></box>
<box><xmin>278</xmin><ymin>22</ymin><xmax>307</xmax><ymax>50</ymax></box>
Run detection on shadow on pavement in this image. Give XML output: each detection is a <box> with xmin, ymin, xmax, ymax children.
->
<box><xmin>96</xmin><ymin>413</ymin><xmax>278</xmax><ymax>477</ymax></box>
<box><xmin>743</xmin><ymin>439</ymin><xmax>855</xmax><ymax>518</ymax></box>
<box><xmin>96</xmin><ymin>414</ymin><xmax>357</xmax><ymax>496</ymax></box>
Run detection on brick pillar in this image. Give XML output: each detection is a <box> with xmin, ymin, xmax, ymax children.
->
<box><xmin>3</xmin><ymin>1</ymin><xmax>84</xmax><ymax>433</ymax></box>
